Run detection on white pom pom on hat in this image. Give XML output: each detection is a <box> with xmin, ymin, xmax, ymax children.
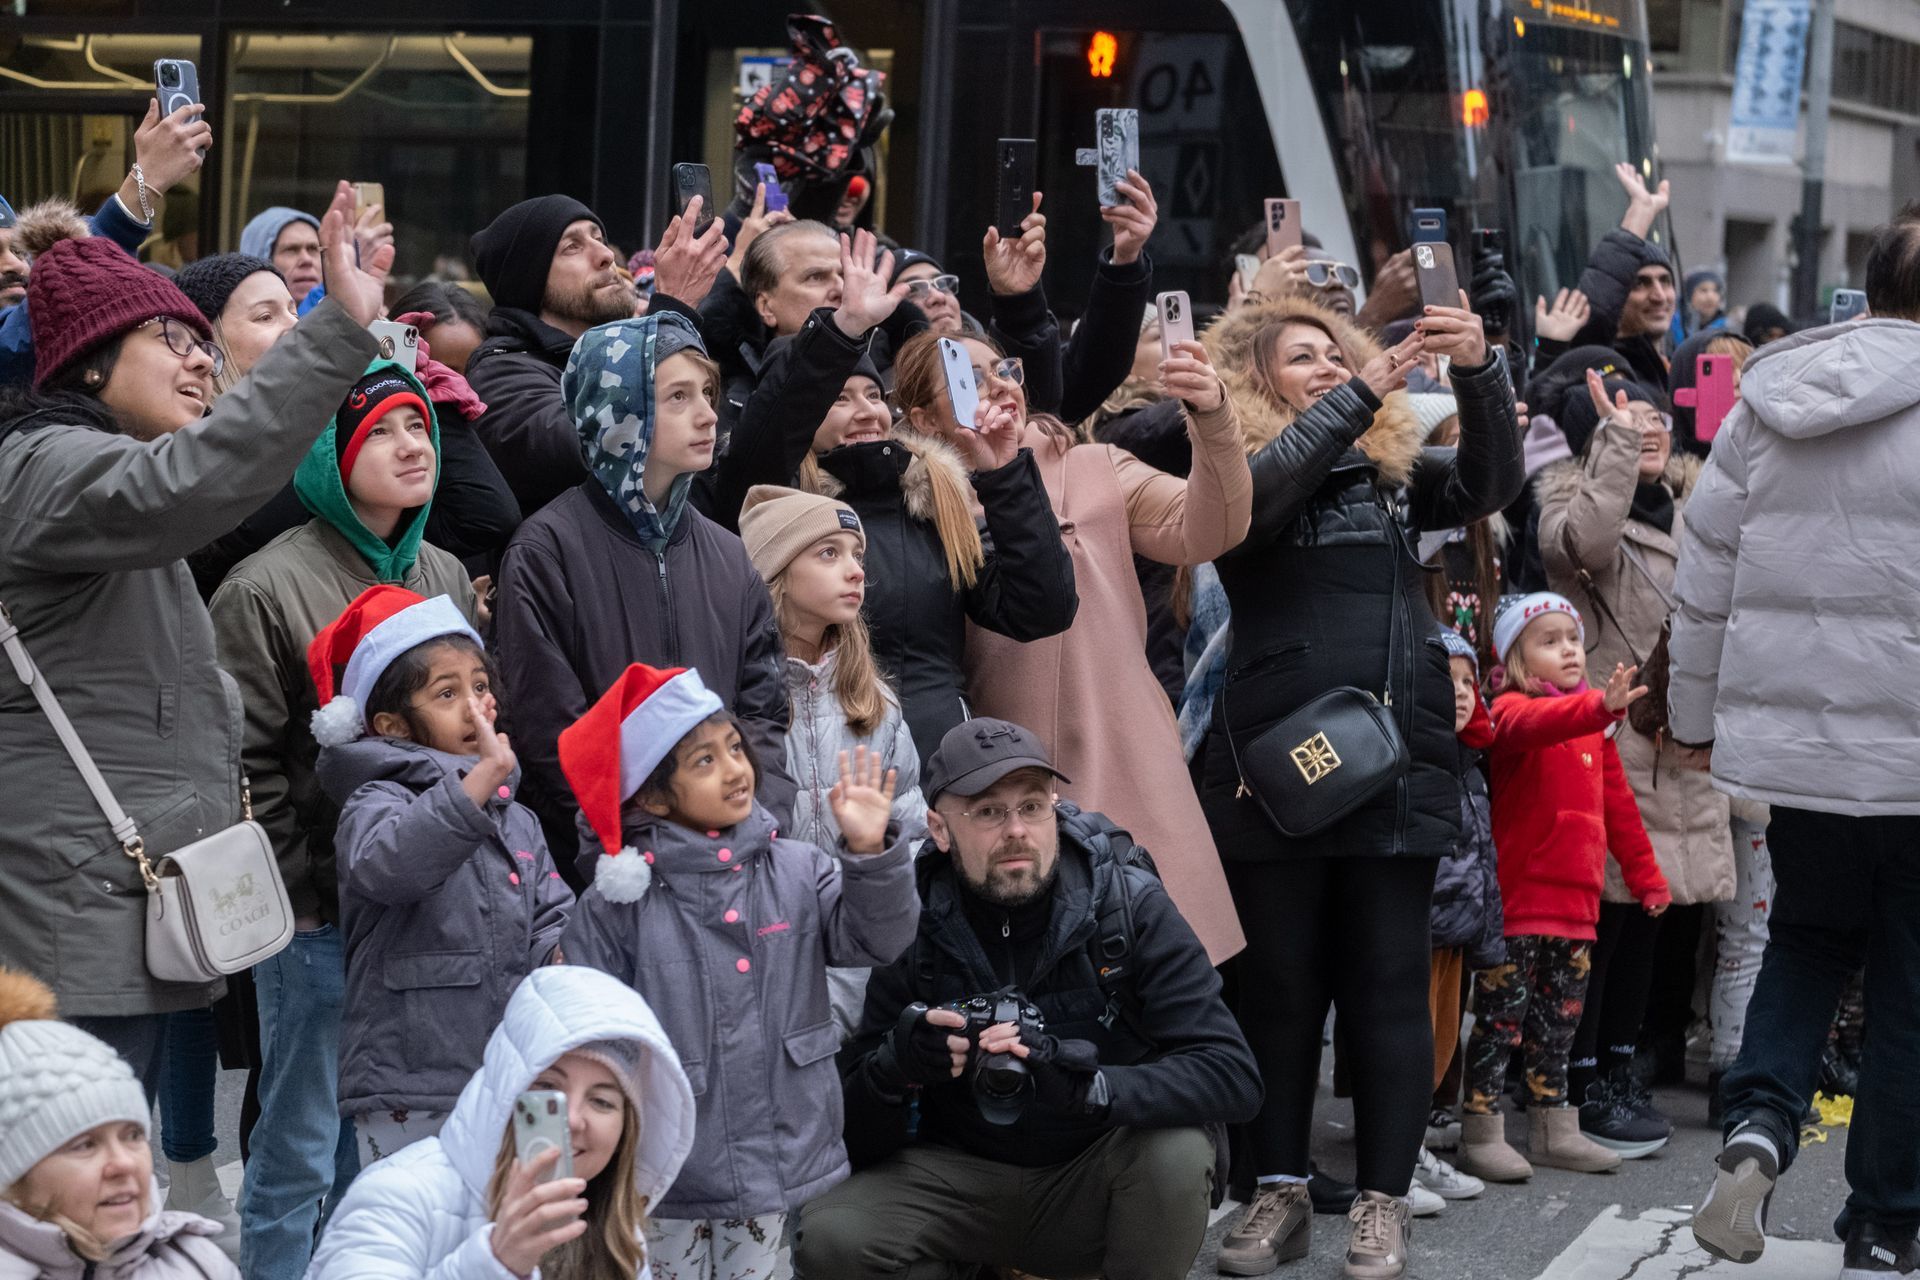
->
<box><xmin>306</xmin><ymin>586</ymin><xmax>483</xmax><ymax>745</ymax></box>
<box><xmin>559</xmin><ymin>663</ymin><xmax>724</xmax><ymax>903</ymax></box>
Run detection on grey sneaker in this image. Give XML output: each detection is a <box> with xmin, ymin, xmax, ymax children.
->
<box><xmin>1692</xmin><ymin>1134</ymin><xmax>1779</xmax><ymax>1264</ymax></box>
<box><xmin>1217</xmin><ymin>1184</ymin><xmax>1311</xmax><ymax>1275</ymax></box>
<box><xmin>1344</xmin><ymin>1190</ymin><xmax>1411</xmax><ymax>1279</ymax></box>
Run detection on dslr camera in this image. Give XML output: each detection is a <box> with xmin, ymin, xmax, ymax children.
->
<box><xmin>947</xmin><ymin>990</ymin><xmax>1046</xmax><ymax>1125</ymax></box>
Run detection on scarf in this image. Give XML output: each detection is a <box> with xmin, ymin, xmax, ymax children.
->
<box><xmin>1629</xmin><ymin>479</ymin><xmax>1674</xmax><ymax>536</ymax></box>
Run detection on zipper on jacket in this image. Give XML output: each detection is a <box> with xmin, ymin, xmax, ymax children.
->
<box><xmin>654</xmin><ymin>550</ymin><xmax>678</xmax><ymax>663</ymax></box>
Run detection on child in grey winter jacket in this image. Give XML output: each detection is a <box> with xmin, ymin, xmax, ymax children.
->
<box><xmin>308</xmin><ymin>586</ymin><xmax>572</xmax><ymax>1164</ymax></box>
<box><xmin>559</xmin><ymin>662</ymin><xmax>920</xmax><ymax>1280</ymax></box>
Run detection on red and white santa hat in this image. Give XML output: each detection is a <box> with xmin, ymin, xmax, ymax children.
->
<box><xmin>559</xmin><ymin>663</ymin><xmax>724</xmax><ymax>903</ymax></box>
<box><xmin>306</xmin><ymin>585</ymin><xmax>483</xmax><ymax>747</ymax></box>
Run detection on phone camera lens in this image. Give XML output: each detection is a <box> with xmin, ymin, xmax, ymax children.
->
<box><xmin>161</xmin><ymin>66</ymin><xmax>179</xmax><ymax>86</ymax></box>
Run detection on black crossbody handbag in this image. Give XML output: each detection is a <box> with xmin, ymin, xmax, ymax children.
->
<box><xmin>1223</xmin><ymin>502</ymin><xmax>1412</xmax><ymax>838</ymax></box>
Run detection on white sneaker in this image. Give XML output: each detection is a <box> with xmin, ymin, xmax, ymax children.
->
<box><xmin>1413</xmin><ymin>1146</ymin><xmax>1485</xmax><ymax>1200</ymax></box>
<box><xmin>1406</xmin><ymin>1181</ymin><xmax>1446</xmax><ymax>1217</ymax></box>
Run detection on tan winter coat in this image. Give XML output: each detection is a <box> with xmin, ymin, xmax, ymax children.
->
<box><xmin>964</xmin><ymin>404</ymin><xmax>1252</xmax><ymax>963</ymax></box>
<box><xmin>1537</xmin><ymin>420</ymin><xmax>1734</xmax><ymax>905</ymax></box>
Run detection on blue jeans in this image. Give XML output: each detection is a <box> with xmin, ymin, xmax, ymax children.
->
<box><xmin>239</xmin><ymin>926</ymin><xmax>359</xmax><ymax>1280</ymax></box>
<box><xmin>160</xmin><ymin>1008</ymin><xmax>220</xmax><ymax>1163</ymax></box>
<box><xmin>1720</xmin><ymin>807</ymin><xmax>1920</xmax><ymax>1237</ymax></box>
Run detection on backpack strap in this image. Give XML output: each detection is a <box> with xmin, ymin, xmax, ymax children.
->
<box><xmin>1089</xmin><ymin>856</ymin><xmax>1148</xmax><ymax>1039</ymax></box>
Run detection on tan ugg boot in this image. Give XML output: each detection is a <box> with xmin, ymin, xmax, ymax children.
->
<box><xmin>1456</xmin><ymin>1110</ymin><xmax>1533</xmax><ymax>1182</ymax></box>
<box><xmin>1529</xmin><ymin>1104</ymin><xmax>1622</xmax><ymax>1173</ymax></box>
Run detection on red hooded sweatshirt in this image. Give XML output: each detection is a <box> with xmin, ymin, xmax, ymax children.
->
<box><xmin>1489</xmin><ymin>687</ymin><xmax>1669</xmax><ymax>941</ymax></box>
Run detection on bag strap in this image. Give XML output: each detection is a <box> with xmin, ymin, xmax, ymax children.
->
<box><xmin>1618</xmin><ymin>540</ymin><xmax>1678</xmax><ymax>612</ymax></box>
<box><xmin>0</xmin><ymin>598</ymin><xmax>157</xmax><ymax>889</ymax></box>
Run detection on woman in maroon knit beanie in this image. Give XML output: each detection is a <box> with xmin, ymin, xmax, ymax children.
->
<box><xmin>0</xmin><ymin>181</ymin><xmax>389</xmax><ymax>1084</ymax></box>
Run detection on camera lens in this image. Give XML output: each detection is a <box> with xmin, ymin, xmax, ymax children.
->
<box><xmin>161</xmin><ymin>65</ymin><xmax>179</xmax><ymax>86</ymax></box>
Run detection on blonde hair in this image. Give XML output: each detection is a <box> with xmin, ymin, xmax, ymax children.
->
<box><xmin>1496</xmin><ymin>624</ymin><xmax>1563</xmax><ymax>698</ymax></box>
<box><xmin>486</xmin><ymin>1094</ymin><xmax>649</xmax><ymax>1280</ymax></box>
<box><xmin>765</xmin><ymin>569</ymin><xmax>897</xmax><ymax>737</ymax></box>
<box><xmin>3</xmin><ymin>1183</ymin><xmax>135</xmax><ymax>1263</ymax></box>
<box><xmin>1702</xmin><ymin>334</ymin><xmax>1754</xmax><ymax>369</ymax></box>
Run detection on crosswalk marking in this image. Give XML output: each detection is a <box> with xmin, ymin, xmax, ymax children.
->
<box><xmin>1533</xmin><ymin>1205</ymin><xmax>1840</xmax><ymax>1279</ymax></box>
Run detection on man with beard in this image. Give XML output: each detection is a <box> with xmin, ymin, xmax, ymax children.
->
<box><xmin>795</xmin><ymin>717</ymin><xmax>1261</xmax><ymax>1280</ymax></box>
<box><xmin>0</xmin><ymin>196</ymin><xmax>24</xmax><ymax>311</ymax></box>
<box><xmin>466</xmin><ymin>193</ymin><xmax>726</xmax><ymax>514</ymax></box>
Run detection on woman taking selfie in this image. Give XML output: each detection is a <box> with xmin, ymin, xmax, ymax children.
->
<box><xmin>1202</xmin><ymin>292</ymin><xmax>1522</xmax><ymax>1279</ymax></box>
<box><xmin>308</xmin><ymin>965</ymin><xmax>694</xmax><ymax>1280</ymax></box>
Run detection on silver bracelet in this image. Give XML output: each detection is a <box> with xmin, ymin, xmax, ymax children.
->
<box><xmin>130</xmin><ymin>163</ymin><xmax>154</xmax><ymax>225</ymax></box>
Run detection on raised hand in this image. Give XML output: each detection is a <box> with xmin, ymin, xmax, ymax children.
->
<box><xmin>984</xmin><ymin>191</ymin><xmax>1047</xmax><ymax>297</ymax></box>
<box><xmin>829</xmin><ymin>745</ymin><xmax>898</xmax><ymax>856</ymax></box>
<box><xmin>833</xmin><ymin>228</ymin><xmax>910</xmax><ymax>336</ymax></box>
<box><xmin>1356</xmin><ymin>331</ymin><xmax>1425</xmax><ymax>401</ymax></box>
<box><xmin>1103</xmin><ymin>170</ymin><xmax>1158</xmax><ymax>266</ymax></box>
<box><xmin>489</xmin><ymin>1148</ymin><xmax>588</xmax><ymax>1279</ymax></box>
<box><xmin>948</xmin><ymin>397</ymin><xmax>1022</xmax><ymax>471</ymax></box>
<box><xmin>1416</xmin><ymin>290</ymin><xmax>1489</xmax><ymax>365</ymax></box>
<box><xmin>1159</xmin><ymin>339</ymin><xmax>1224</xmax><ymax>412</ymax></box>
<box><xmin>650</xmin><ymin>198</ymin><xmax>728</xmax><ymax>308</ymax></box>
<box><xmin>1355</xmin><ymin>249</ymin><xmax>1420</xmax><ymax>330</ymax></box>
<box><xmin>133</xmin><ymin>99</ymin><xmax>212</xmax><ymax>196</ymax></box>
<box><xmin>727</xmin><ymin>181</ymin><xmax>795</xmax><ymax>281</ymax></box>
<box><xmin>461</xmin><ymin>693</ymin><xmax>517</xmax><ymax>810</ymax></box>
<box><xmin>1615</xmin><ymin>162</ymin><xmax>1670</xmax><ymax>239</ymax></box>
<box><xmin>351</xmin><ymin>202</ymin><xmax>396</xmax><ymax>275</ymax></box>
<box><xmin>1585</xmin><ymin>367</ymin><xmax>1634</xmax><ymax>430</ymax></box>
<box><xmin>1602</xmin><ymin>662</ymin><xmax>1649</xmax><ymax>714</ymax></box>
<box><xmin>318</xmin><ymin>180</ymin><xmax>394</xmax><ymax>327</ymax></box>
<box><xmin>1534</xmin><ymin>288</ymin><xmax>1591</xmax><ymax>343</ymax></box>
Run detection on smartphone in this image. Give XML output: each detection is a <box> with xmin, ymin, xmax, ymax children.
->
<box><xmin>938</xmin><ymin>337</ymin><xmax>980</xmax><ymax>431</ymax></box>
<box><xmin>1234</xmin><ymin>253</ymin><xmax>1261</xmax><ymax>293</ymax></box>
<box><xmin>1471</xmin><ymin>227</ymin><xmax>1505</xmax><ymax>260</ymax></box>
<box><xmin>1095</xmin><ymin>108</ymin><xmax>1139</xmax><ymax>208</ymax></box>
<box><xmin>513</xmin><ymin>1091</ymin><xmax>573</xmax><ymax>1184</ymax></box>
<box><xmin>1156</xmin><ymin>290</ymin><xmax>1195</xmax><ymax>364</ymax></box>
<box><xmin>995</xmin><ymin>139</ymin><xmax>1038</xmax><ymax>237</ymax></box>
<box><xmin>1414</xmin><ymin>242</ymin><xmax>1461</xmax><ymax>310</ymax></box>
<box><xmin>1673</xmin><ymin>353</ymin><xmax>1737</xmax><ymax>443</ymax></box>
<box><xmin>1830</xmin><ymin>287</ymin><xmax>1868</xmax><ymax>324</ymax></box>
<box><xmin>367</xmin><ymin>319</ymin><xmax>419</xmax><ymax>376</ymax></box>
<box><xmin>753</xmin><ymin>162</ymin><xmax>787</xmax><ymax>214</ymax></box>
<box><xmin>153</xmin><ymin>59</ymin><xmax>202</xmax><ymax>121</ymax></box>
<box><xmin>1410</xmin><ymin>207</ymin><xmax>1448</xmax><ymax>245</ymax></box>
<box><xmin>1264</xmin><ymin>198</ymin><xmax>1302</xmax><ymax>259</ymax></box>
<box><xmin>670</xmin><ymin>163</ymin><xmax>716</xmax><ymax>238</ymax></box>
<box><xmin>351</xmin><ymin>182</ymin><xmax>386</xmax><ymax>217</ymax></box>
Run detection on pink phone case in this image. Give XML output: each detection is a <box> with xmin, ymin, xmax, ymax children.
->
<box><xmin>1673</xmin><ymin>354</ymin><xmax>1736</xmax><ymax>442</ymax></box>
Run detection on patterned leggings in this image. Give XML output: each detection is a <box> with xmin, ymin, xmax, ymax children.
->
<box><xmin>647</xmin><ymin>1214</ymin><xmax>788</xmax><ymax>1280</ymax></box>
<box><xmin>1464</xmin><ymin>934</ymin><xmax>1593</xmax><ymax>1112</ymax></box>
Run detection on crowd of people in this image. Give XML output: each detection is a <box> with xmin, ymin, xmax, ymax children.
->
<box><xmin>1</xmin><ymin>58</ymin><xmax>1916</xmax><ymax>1280</ymax></box>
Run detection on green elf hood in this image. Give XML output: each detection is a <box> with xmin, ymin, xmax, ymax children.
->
<box><xmin>293</xmin><ymin>358</ymin><xmax>441</xmax><ymax>584</ymax></box>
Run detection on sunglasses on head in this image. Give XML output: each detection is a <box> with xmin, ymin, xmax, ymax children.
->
<box><xmin>1306</xmin><ymin>261</ymin><xmax>1362</xmax><ymax>289</ymax></box>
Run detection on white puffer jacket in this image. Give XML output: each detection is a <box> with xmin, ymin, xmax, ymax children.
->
<box><xmin>305</xmin><ymin>966</ymin><xmax>694</xmax><ymax>1279</ymax></box>
<box><xmin>1670</xmin><ymin>317</ymin><xmax>1920</xmax><ymax>816</ymax></box>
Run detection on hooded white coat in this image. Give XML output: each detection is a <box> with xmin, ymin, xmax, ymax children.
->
<box><xmin>1669</xmin><ymin>316</ymin><xmax>1920</xmax><ymax>814</ymax></box>
<box><xmin>304</xmin><ymin>966</ymin><xmax>695</xmax><ymax>1280</ymax></box>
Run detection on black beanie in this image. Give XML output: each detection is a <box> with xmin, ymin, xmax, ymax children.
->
<box><xmin>1557</xmin><ymin>374</ymin><xmax>1662</xmax><ymax>458</ymax></box>
<box><xmin>335</xmin><ymin>369</ymin><xmax>428</xmax><ymax>481</ymax></box>
<box><xmin>469</xmin><ymin>195</ymin><xmax>602</xmax><ymax>314</ymax></box>
<box><xmin>888</xmin><ymin>247</ymin><xmax>944</xmax><ymax>286</ymax></box>
<box><xmin>175</xmin><ymin>253</ymin><xmax>284</xmax><ymax>325</ymax></box>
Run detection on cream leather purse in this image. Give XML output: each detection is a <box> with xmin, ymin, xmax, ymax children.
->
<box><xmin>2</xmin><ymin>601</ymin><xmax>293</xmax><ymax>982</ymax></box>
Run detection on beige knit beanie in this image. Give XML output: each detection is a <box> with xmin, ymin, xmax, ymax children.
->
<box><xmin>740</xmin><ymin>485</ymin><xmax>865</xmax><ymax>582</ymax></box>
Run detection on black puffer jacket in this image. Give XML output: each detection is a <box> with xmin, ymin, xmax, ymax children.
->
<box><xmin>1555</xmin><ymin>227</ymin><xmax>1672</xmax><ymax>391</ymax></box>
<box><xmin>841</xmin><ymin>803</ymin><xmax>1262</xmax><ymax>1170</ymax></box>
<box><xmin>1196</xmin><ymin>297</ymin><xmax>1523</xmax><ymax>863</ymax></box>
<box><xmin>1431</xmin><ymin>754</ymin><xmax>1504</xmax><ymax>967</ymax></box>
<box><xmin>808</xmin><ymin>436</ymin><xmax>1077</xmax><ymax>763</ymax></box>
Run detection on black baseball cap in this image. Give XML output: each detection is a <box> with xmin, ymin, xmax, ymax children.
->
<box><xmin>923</xmin><ymin>718</ymin><xmax>1070</xmax><ymax>806</ymax></box>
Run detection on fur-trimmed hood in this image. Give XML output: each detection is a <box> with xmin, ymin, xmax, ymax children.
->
<box><xmin>808</xmin><ymin>428</ymin><xmax>973</xmax><ymax>524</ymax></box>
<box><xmin>13</xmin><ymin>199</ymin><xmax>90</xmax><ymax>261</ymax></box>
<box><xmin>1532</xmin><ymin>437</ymin><xmax>1703</xmax><ymax>514</ymax></box>
<box><xmin>1204</xmin><ymin>293</ymin><xmax>1426</xmax><ymax>487</ymax></box>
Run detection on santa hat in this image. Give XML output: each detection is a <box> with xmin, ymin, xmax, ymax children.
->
<box><xmin>1492</xmin><ymin>591</ymin><xmax>1585</xmax><ymax>664</ymax></box>
<box><xmin>306</xmin><ymin>586</ymin><xmax>483</xmax><ymax>746</ymax></box>
<box><xmin>559</xmin><ymin>664</ymin><xmax>724</xmax><ymax>903</ymax></box>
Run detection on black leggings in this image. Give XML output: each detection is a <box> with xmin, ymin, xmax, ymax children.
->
<box><xmin>1567</xmin><ymin>901</ymin><xmax>1661</xmax><ymax>1101</ymax></box>
<box><xmin>1225</xmin><ymin>855</ymin><xmax>1438</xmax><ymax>1196</ymax></box>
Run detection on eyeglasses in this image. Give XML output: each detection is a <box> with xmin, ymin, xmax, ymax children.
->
<box><xmin>1305</xmin><ymin>261</ymin><xmax>1362</xmax><ymax>289</ymax></box>
<box><xmin>954</xmin><ymin>798</ymin><xmax>1053</xmax><ymax>830</ymax></box>
<box><xmin>904</xmin><ymin>273</ymin><xmax>960</xmax><ymax>299</ymax></box>
<box><xmin>141</xmin><ymin>316</ymin><xmax>224</xmax><ymax>377</ymax></box>
<box><xmin>970</xmin><ymin>357</ymin><xmax>1025</xmax><ymax>387</ymax></box>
